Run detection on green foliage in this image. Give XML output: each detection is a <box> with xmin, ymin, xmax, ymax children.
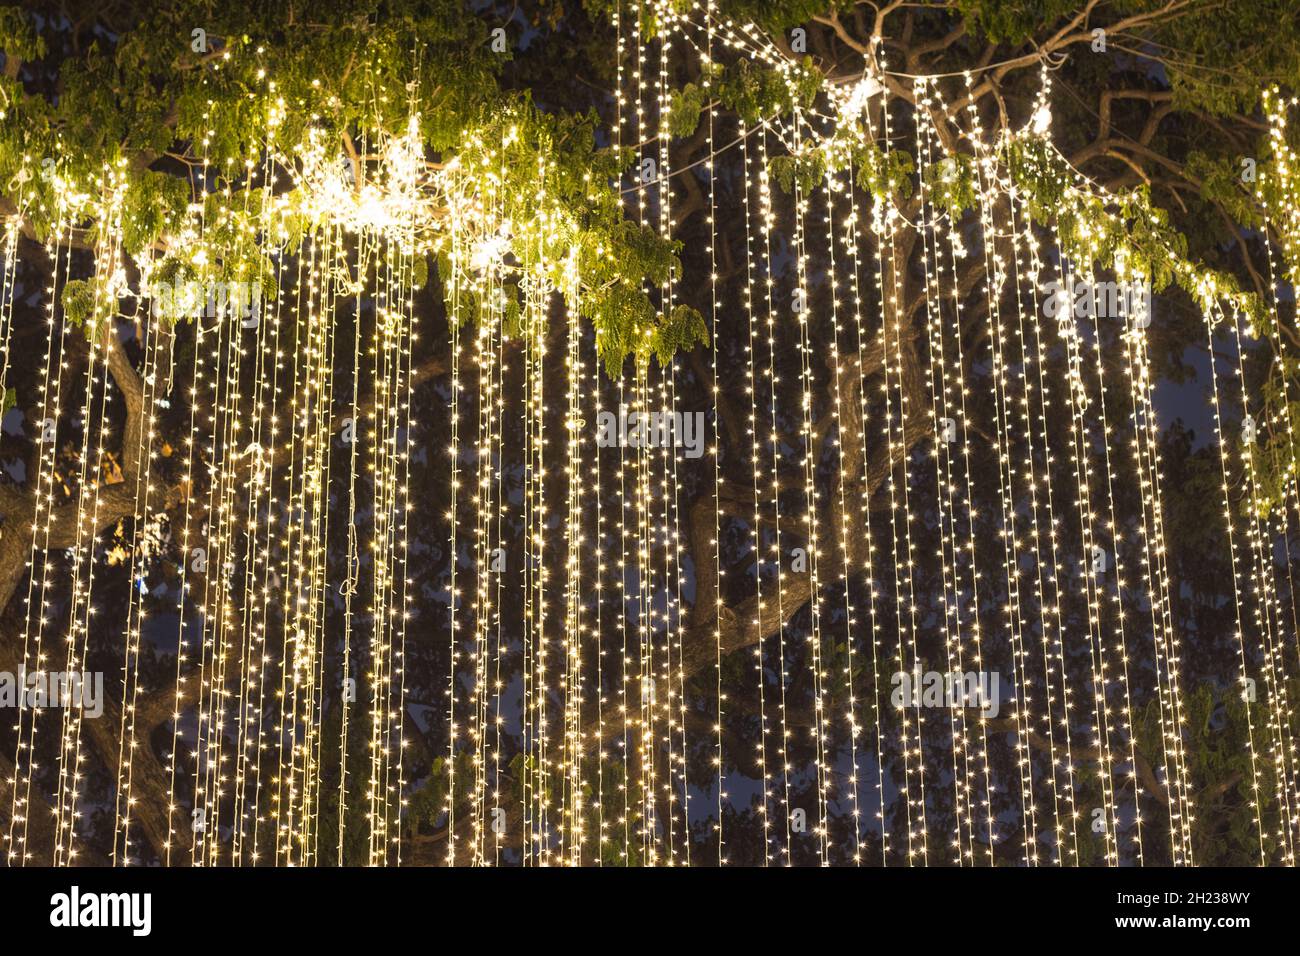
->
<box><xmin>1186</xmin><ymin>152</ymin><xmax>1261</xmax><ymax>230</ymax></box>
<box><xmin>405</xmin><ymin>751</ymin><xmax>474</xmax><ymax>839</ymax></box>
<box><xmin>854</xmin><ymin>142</ymin><xmax>914</xmax><ymax>201</ymax></box>
<box><xmin>953</xmin><ymin>0</ymin><xmax>1300</xmax><ymax>119</ymax></box>
<box><xmin>1251</xmin><ymin>348</ymin><xmax>1300</xmax><ymax>518</ymax></box>
<box><xmin>769</xmin><ymin>130</ymin><xmax>913</xmax><ymax>202</ymax></box>
<box><xmin>712</xmin><ymin>0</ymin><xmax>851</xmax><ymax>34</ymax></box>
<box><xmin>953</xmin><ymin>0</ymin><xmax>1078</xmax><ymax>45</ymax></box>
<box><xmin>122</xmin><ymin>172</ymin><xmax>193</xmax><ymax>258</ymax></box>
<box><xmin>405</xmin><ymin>760</ymin><xmax>447</xmax><ymax>839</ymax></box>
<box><xmin>1003</xmin><ymin>134</ymin><xmax>1264</xmax><ymax>325</ymax></box>
<box><xmin>925</xmin><ymin>153</ymin><xmax>978</xmax><ymax>218</ymax></box>
<box><xmin>713</xmin><ymin>57</ymin><xmax>822</xmax><ymax>127</ymax></box>
<box><xmin>1154</xmin><ymin>683</ymin><xmax>1291</xmax><ymax>865</ymax></box>
<box><xmin>668</xmin><ymin>81</ymin><xmax>710</xmax><ymax>139</ymax></box>
<box><xmin>314</xmin><ymin>697</ymin><xmax>381</xmax><ymax>864</ymax></box>
<box><xmin>1159</xmin><ymin>0</ymin><xmax>1300</xmax><ymax>116</ymax></box>
<box><xmin>590</xmin><ymin>0</ymin><xmax>838</xmax><ymax>36</ymax></box>
<box><xmin>650</xmin><ymin>303</ymin><xmax>709</xmax><ymax>367</ymax></box>
<box><xmin>0</xmin><ymin>7</ymin><xmax>44</xmax><ymax>61</ymax></box>
<box><xmin>431</xmin><ymin>113</ymin><xmax>705</xmax><ymax>374</ymax></box>
<box><xmin>0</xmin><ymin>2</ymin><xmax>714</xmax><ymax>373</ymax></box>
<box><xmin>769</xmin><ymin>151</ymin><xmax>826</xmax><ymax>194</ymax></box>
<box><xmin>570</xmin><ymin>218</ymin><xmax>704</xmax><ymax>374</ymax></box>
<box><xmin>412</xmin><ymin>254</ymin><xmax>429</xmax><ymax>291</ymax></box>
<box><xmin>60</xmin><ymin>278</ymin><xmax>104</xmax><ymax>331</ymax></box>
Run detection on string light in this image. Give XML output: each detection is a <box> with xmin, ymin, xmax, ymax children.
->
<box><xmin>739</xmin><ymin>118</ymin><xmax>774</xmax><ymax>864</ymax></box>
<box><xmin>1204</xmin><ymin>295</ymin><xmax>1270</xmax><ymax>864</ymax></box>
<box><xmin>6</xmin><ymin>15</ymin><xmax>1297</xmax><ymax>872</ymax></box>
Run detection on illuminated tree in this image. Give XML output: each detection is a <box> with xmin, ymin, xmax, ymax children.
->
<box><xmin>1</xmin><ymin>0</ymin><xmax>1298</xmax><ymax>866</ymax></box>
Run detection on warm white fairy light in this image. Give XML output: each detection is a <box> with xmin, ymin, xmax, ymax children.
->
<box><xmin>1228</xmin><ymin>300</ymin><xmax>1299</xmax><ymax>856</ymax></box>
<box><xmin>366</xmin><ymin>224</ymin><xmax>392</xmax><ymax>866</ymax></box>
<box><xmin>1203</xmin><ymin>294</ymin><xmax>1269</xmax><ymax>863</ymax></box>
<box><xmin>363</xmin><ymin>204</ymin><xmax>416</xmax><ymax>865</ymax></box>
<box><xmin>268</xmin><ymin>212</ymin><xmax>335</xmax><ymax>866</ymax></box>
<box><xmin>603</xmin><ymin>0</ymin><xmax>624</xmax><ymax>871</ymax></box>
<box><xmin>850</xmin><ymin>55</ymin><xmax>899</xmax><ymax>863</ymax></box>
<box><xmin>978</xmin><ymin>116</ymin><xmax>1080</xmax><ymax>864</ymax></box>
<box><xmin>1031</xmin><ymin>89</ymin><xmax>1266</xmax><ymax>863</ymax></box>
<box><xmin>929</xmin><ymin>78</ymin><xmax>1004</xmax><ymax>863</ymax></box>
<box><xmin>230</xmin><ymin>143</ymin><xmax>278</xmax><ymax>866</ymax></box>
<box><xmin>984</xmin><ymin>188</ymin><xmax>1042</xmax><ymax>867</ymax></box>
<box><xmin>467</xmin><ymin>308</ymin><xmax>497</xmax><ymax>864</ymax></box>
<box><xmin>697</xmin><ymin>5</ymin><xmax>1267</xmax><ymax>868</ymax></box>
<box><xmin>162</xmin><ymin>261</ymin><xmax>207</xmax><ymax>864</ymax></box>
<box><xmin>0</xmin><ymin>178</ymin><xmax>26</xmax><ymax>402</ymax></box>
<box><xmin>445</xmin><ymin>182</ymin><xmax>465</xmax><ymax>866</ymax></box>
<box><xmin>1004</xmin><ymin>199</ymin><xmax>1070</xmax><ymax>863</ymax></box>
<box><xmin>489</xmin><ymin>289</ymin><xmax>507</xmax><ymax>867</ymax></box>
<box><xmin>53</xmin><ymin>169</ymin><xmax>122</xmax><ymax>866</ymax></box>
<box><xmin>591</xmin><ymin>306</ymin><xmax>608</xmax><ymax>866</ymax></box>
<box><xmin>823</xmin><ymin>164</ymin><xmax>865</xmax><ymax>863</ymax></box>
<box><xmin>611</xmin><ymin>0</ymin><xmax>635</xmax><ymax>866</ymax></box>
<box><xmin>790</xmin><ymin>107</ymin><xmax>832</xmax><ymax>864</ymax></box>
<box><xmin>111</xmin><ymin>279</ymin><xmax>163</xmax><ymax>867</ymax></box>
<box><xmin>912</xmin><ymin>77</ymin><xmax>974</xmax><ymax>864</ymax></box>
<box><xmin>629</xmin><ymin>368</ymin><xmax>650</xmax><ymax>863</ymax></box>
<box><xmin>871</xmin><ymin>72</ymin><xmax>929</xmax><ymax>865</ymax></box>
<box><xmin>252</xmin><ymin>144</ymin><xmax>297</xmax><ymax>867</ymax></box>
<box><xmin>738</xmin><ymin>119</ymin><xmax>775</xmax><ymax>863</ymax></box>
<box><xmin>756</xmin><ymin>122</ymin><xmax>795</xmax><ymax>863</ymax></box>
<box><xmin>1055</xmin><ymin>245</ymin><xmax>1122</xmax><ymax>866</ymax></box>
<box><xmin>1257</xmin><ymin>106</ymin><xmax>1300</xmax><ymax>855</ymax></box>
<box><xmin>703</xmin><ymin>0</ymin><xmax>727</xmax><ymax>866</ymax></box>
<box><xmin>211</xmin><ymin>174</ymin><xmax>246</xmax><ymax>866</ymax></box>
<box><xmin>183</xmin><ymin>127</ymin><xmax>261</xmax><ymax>867</ymax></box>
<box><xmin>1120</xmin><ymin>291</ymin><xmax>1195</xmax><ymax>863</ymax></box>
<box><xmin>521</xmin><ymin>252</ymin><xmax>550</xmax><ymax>864</ymax></box>
<box><xmin>561</xmin><ymin>257</ymin><xmax>586</xmax><ymax>864</ymax></box>
<box><xmin>9</xmin><ymin>211</ymin><xmax>76</xmax><ymax>864</ymax></box>
<box><xmin>333</xmin><ymin>219</ymin><xmax>366</xmax><ymax>866</ymax></box>
<box><xmin>465</xmin><ymin>168</ymin><xmax>502</xmax><ymax>863</ymax></box>
<box><xmin>655</xmin><ymin>1</ymin><xmax>690</xmax><ymax>866</ymax></box>
<box><xmin>1076</xmin><ymin>255</ymin><xmax>1146</xmax><ymax>865</ymax></box>
<box><xmin>616</xmin><ymin>370</ymin><xmax>635</xmax><ymax>864</ymax></box>
<box><xmin>944</xmin><ymin>75</ymin><xmax>1002</xmax><ymax>864</ymax></box>
<box><xmin>841</xmin><ymin>142</ymin><xmax>888</xmax><ymax>866</ymax></box>
<box><xmin>249</xmin><ymin>151</ymin><xmax>287</xmax><ymax>866</ymax></box>
<box><xmin>294</xmin><ymin>222</ymin><xmax>344</xmax><ymax>865</ymax></box>
<box><xmin>8</xmin><ymin>13</ymin><xmax>1298</xmax><ymax>873</ymax></box>
<box><xmin>967</xmin><ymin>104</ymin><xmax>1045</xmax><ymax>868</ymax></box>
<box><xmin>388</xmin><ymin>229</ymin><xmax>418</xmax><ymax>865</ymax></box>
<box><xmin>182</xmin><ymin>111</ymin><xmax>217</xmax><ymax>869</ymax></box>
<box><xmin>1006</xmin><ymin>87</ymin><xmax>1142</xmax><ymax>862</ymax></box>
<box><xmin>389</xmin><ymin>233</ymin><xmax>417</xmax><ymax>862</ymax></box>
